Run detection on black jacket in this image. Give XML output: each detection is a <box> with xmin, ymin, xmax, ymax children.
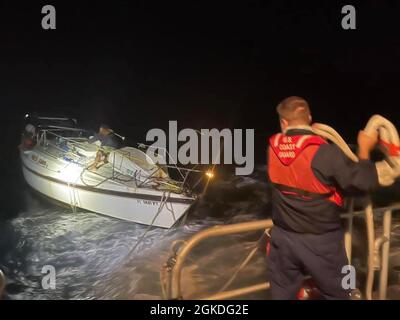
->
<box><xmin>268</xmin><ymin>129</ymin><xmax>379</xmax><ymax>234</ymax></box>
<box><xmin>88</xmin><ymin>132</ymin><xmax>121</xmax><ymax>149</ymax></box>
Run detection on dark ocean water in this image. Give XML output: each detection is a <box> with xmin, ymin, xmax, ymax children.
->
<box><xmin>0</xmin><ymin>169</ymin><xmax>271</xmax><ymax>300</ymax></box>
<box><xmin>1</xmin><ymin>164</ymin><xmax>400</xmax><ymax>300</ymax></box>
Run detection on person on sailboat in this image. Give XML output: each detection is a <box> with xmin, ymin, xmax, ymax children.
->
<box><xmin>88</xmin><ymin>124</ymin><xmax>120</xmax><ymax>170</ymax></box>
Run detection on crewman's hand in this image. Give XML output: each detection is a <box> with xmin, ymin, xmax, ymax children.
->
<box><xmin>358</xmin><ymin>130</ymin><xmax>378</xmax><ymax>160</ymax></box>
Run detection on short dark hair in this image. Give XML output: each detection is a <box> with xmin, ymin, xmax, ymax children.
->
<box><xmin>276</xmin><ymin>96</ymin><xmax>311</xmax><ymax>124</ymax></box>
<box><xmin>100</xmin><ymin>124</ymin><xmax>111</xmax><ymax>130</ymax></box>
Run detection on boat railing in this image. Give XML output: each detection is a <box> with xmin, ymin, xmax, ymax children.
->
<box><xmin>33</xmin><ymin>128</ymin><xmax>207</xmax><ymax>194</ymax></box>
<box><xmin>0</xmin><ymin>269</ymin><xmax>5</xmax><ymax>299</ymax></box>
<box><xmin>162</xmin><ymin>203</ymin><xmax>400</xmax><ymax>300</ymax></box>
<box><xmin>37</xmin><ymin>127</ymin><xmax>93</xmax><ymax>154</ymax></box>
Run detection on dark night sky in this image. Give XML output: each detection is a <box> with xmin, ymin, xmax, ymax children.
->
<box><xmin>1</xmin><ymin>0</ymin><xmax>400</xmax><ymax>168</ymax></box>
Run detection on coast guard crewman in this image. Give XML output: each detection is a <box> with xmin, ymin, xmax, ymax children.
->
<box><xmin>267</xmin><ymin>96</ymin><xmax>380</xmax><ymax>299</ymax></box>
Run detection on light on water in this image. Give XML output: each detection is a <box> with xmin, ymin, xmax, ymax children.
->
<box><xmin>3</xmin><ymin>171</ymin><xmax>399</xmax><ymax>300</ymax></box>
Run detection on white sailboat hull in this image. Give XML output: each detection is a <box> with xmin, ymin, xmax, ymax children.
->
<box><xmin>20</xmin><ymin>149</ymin><xmax>194</xmax><ymax>228</ymax></box>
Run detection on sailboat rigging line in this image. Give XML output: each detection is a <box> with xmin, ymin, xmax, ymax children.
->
<box><xmin>216</xmin><ymin>232</ymin><xmax>267</xmax><ymax>294</ymax></box>
<box><xmin>127</xmin><ymin>191</ymin><xmax>172</xmax><ymax>256</ymax></box>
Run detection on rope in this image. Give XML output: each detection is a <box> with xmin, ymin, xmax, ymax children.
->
<box><xmin>160</xmin><ymin>239</ymin><xmax>188</xmax><ymax>299</ymax></box>
<box><xmin>65</xmin><ymin>163</ymin><xmax>83</xmax><ymax>213</ymax></box>
<box><xmin>127</xmin><ymin>191</ymin><xmax>171</xmax><ymax>256</ymax></box>
<box><xmin>216</xmin><ymin>232</ymin><xmax>267</xmax><ymax>294</ymax></box>
<box><xmin>67</xmin><ymin>182</ymin><xmax>77</xmax><ymax>213</ymax></box>
<box><xmin>79</xmin><ymin>164</ymin><xmax>118</xmax><ymax>188</ymax></box>
<box><xmin>218</xmin><ymin>246</ymin><xmax>259</xmax><ymax>293</ymax></box>
<box><xmin>312</xmin><ymin>123</ymin><xmax>359</xmax><ymax>162</ymax></box>
<box><xmin>314</xmin><ymin>115</ymin><xmax>400</xmax><ymax>300</ymax></box>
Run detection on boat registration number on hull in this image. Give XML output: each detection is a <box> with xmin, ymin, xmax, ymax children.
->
<box><xmin>136</xmin><ymin>199</ymin><xmax>160</xmax><ymax>206</ymax></box>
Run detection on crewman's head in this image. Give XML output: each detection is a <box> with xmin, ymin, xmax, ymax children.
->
<box><xmin>99</xmin><ymin>124</ymin><xmax>113</xmax><ymax>136</ymax></box>
<box><xmin>276</xmin><ymin>96</ymin><xmax>312</xmax><ymax>132</ymax></box>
